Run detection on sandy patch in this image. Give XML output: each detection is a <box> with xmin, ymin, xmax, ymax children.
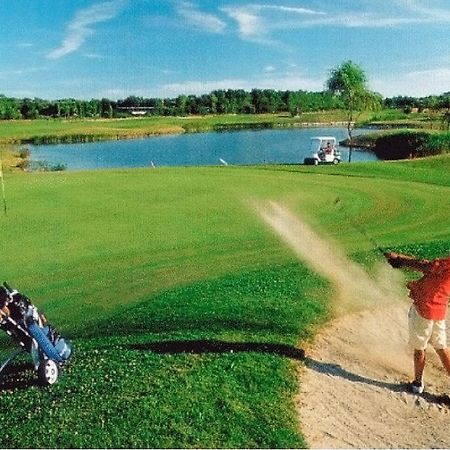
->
<box><xmin>256</xmin><ymin>201</ymin><xmax>450</xmax><ymax>448</ymax></box>
<box><xmin>298</xmin><ymin>306</ymin><xmax>450</xmax><ymax>449</ymax></box>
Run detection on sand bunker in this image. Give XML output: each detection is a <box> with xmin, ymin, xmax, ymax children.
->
<box><xmin>298</xmin><ymin>306</ymin><xmax>450</xmax><ymax>449</ymax></box>
<box><xmin>257</xmin><ymin>201</ymin><xmax>450</xmax><ymax>448</ymax></box>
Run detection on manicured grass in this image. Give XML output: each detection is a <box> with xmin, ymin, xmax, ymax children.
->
<box><xmin>0</xmin><ymin>157</ymin><xmax>449</xmax><ymax>447</ymax></box>
<box><xmin>265</xmin><ymin>153</ymin><xmax>450</xmax><ymax>187</ymax></box>
<box><xmin>0</xmin><ymin>264</ymin><xmax>326</xmax><ymax>448</ymax></box>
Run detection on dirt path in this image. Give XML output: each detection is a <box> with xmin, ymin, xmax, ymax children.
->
<box><xmin>298</xmin><ymin>305</ymin><xmax>450</xmax><ymax>449</ymax></box>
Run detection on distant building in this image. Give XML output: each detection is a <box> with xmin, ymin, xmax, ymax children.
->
<box><xmin>116</xmin><ymin>107</ymin><xmax>154</xmax><ymax>116</ymax></box>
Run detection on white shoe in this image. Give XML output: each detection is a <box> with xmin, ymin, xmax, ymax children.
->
<box><xmin>409</xmin><ymin>381</ymin><xmax>424</xmax><ymax>394</ymax></box>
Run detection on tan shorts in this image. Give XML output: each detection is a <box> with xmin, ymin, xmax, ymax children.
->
<box><xmin>408</xmin><ymin>306</ymin><xmax>447</xmax><ymax>351</ymax></box>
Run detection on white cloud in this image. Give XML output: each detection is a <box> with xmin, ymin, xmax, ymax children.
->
<box><xmin>222</xmin><ymin>6</ymin><xmax>261</xmax><ymax>38</ymax></box>
<box><xmin>373</xmin><ymin>68</ymin><xmax>450</xmax><ymax>96</ymax></box>
<box><xmin>0</xmin><ymin>67</ymin><xmax>45</xmax><ymax>79</ymax></box>
<box><xmin>397</xmin><ymin>0</ymin><xmax>450</xmax><ymax>22</ymax></box>
<box><xmin>83</xmin><ymin>53</ymin><xmax>105</xmax><ymax>60</ymax></box>
<box><xmin>46</xmin><ymin>0</ymin><xmax>126</xmax><ymax>60</ymax></box>
<box><xmin>221</xmin><ymin>5</ymin><xmax>283</xmax><ymax>46</ymax></box>
<box><xmin>175</xmin><ymin>1</ymin><xmax>227</xmax><ymax>34</ymax></box>
<box><xmin>157</xmin><ymin>73</ymin><xmax>323</xmax><ymax>97</ymax></box>
<box><xmin>221</xmin><ymin>5</ymin><xmax>274</xmax><ymax>43</ymax></box>
<box><xmin>98</xmin><ymin>88</ymin><xmax>132</xmax><ymax>99</ymax></box>
<box><xmin>254</xmin><ymin>4</ymin><xmax>325</xmax><ymax>16</ymax></box>
<box><xmin>222</xmin><ymin>2</ymin><xmax>450</xmax><ymax>45</ymax></box>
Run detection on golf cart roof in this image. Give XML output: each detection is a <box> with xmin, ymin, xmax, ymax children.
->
<box><xmin>311</xmin><ymin>136</ymin><xmax>336</xmax><ymax>142</ymax></box>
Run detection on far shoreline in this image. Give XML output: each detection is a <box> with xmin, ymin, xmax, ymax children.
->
<box><xmin>20</xmin><ymin>119</ymin><xmax>357</xmax><ymax>146</ymax></box>
<box><xmin>0</xmin><ymin>112</ymin><xmax>363</xmax><ymax>146</ymax></box>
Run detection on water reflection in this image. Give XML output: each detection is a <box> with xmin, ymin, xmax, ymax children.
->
<box><xmin>29</xmin><ymin>127</ymin><xmax>378</xmax><ymax>171</ymax></box>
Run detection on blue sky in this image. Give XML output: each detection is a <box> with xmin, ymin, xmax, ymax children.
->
<box><xmin>0</xmin><ymin>0</ymin><xmax>449</xmax><ymax>100</ymax></box>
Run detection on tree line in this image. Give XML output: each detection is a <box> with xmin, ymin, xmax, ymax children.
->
<box><xmin>385</xmin><ymin>93</ymin><xmax>450</xmax><ymax>112</ymax></box>
<box><xmin>0</xmin><ymin>90</ymin><xmax>341</xmax><ymax>119</ymax></box>
<box><xmin>0</xmin><ymin>89</ymin><xmax>449</xmax><ymax>121</ymax></box>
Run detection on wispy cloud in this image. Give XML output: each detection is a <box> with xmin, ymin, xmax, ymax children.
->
<box><xmin>83</xmin><ymin>52</ymin><xmax>106</xmax><ymax>60</ymax></box>
<box><xmin>157</xmin><ymin>72</ymin><xmax>323</xmax><ymax>97</ymax></box>
<box><xmin>175</xmin><ymin>1</ymin><xmax>227</xmax><ymax>34</ymax></box>
<box><xmin>409</xmin><ymin>68</ymin><xmax>450</xmax><ymax>80</ymax></box>
<box><xmin>397</xmin><ymin>0</ymin><xmax>450</xmax><ymax>22</ymax></box>
<box><xmin>222</xmin><ymin>2</ymin><xmax>450</xmax><ymax>45</ymax></box>
<box><xmin>221</xmin><ymin>6</ymin><xmax>263</xmax><ymax>40</ymax></box>
<box><xmin>299</xmin><ymin>13</ymin><xmax>417</xmax><ymax>28</ymax></box>
<box><xmin>0</xmin><ymin>67</ymin><xmax>45</xmax><ymax>79</ymax></box>
<box><xmin>373</xmin><ymin>67</ymin><xmax>450</xmax><ymax>96</ymax></box>
<box><xmin>16</xmin><ymin>42</ymin><xmax>34</xmax><ymax>48</ymax></box>
<box><xmin>221</xmin><ymin>3</ymin><xmax>325</xmax><ymax>45</ymax></box>
<box><xmin>46</xmin><ymin>0</ymin><xmax>126</xmax><ymax>60</ymax></box>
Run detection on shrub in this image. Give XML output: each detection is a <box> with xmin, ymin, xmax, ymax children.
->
<box><xmin>373</xmin><ymin>130</ymin><xmax>450</xmax><ymax>160</ymax></box>
<box><xmin>427</xmin><ymin>132</ymin><xmax>450</xmax><ymax>154</ymax></box>
<box><xmin>17</xmin><ymin>147</ymin><xmax>30</xmax><ymax>159</ymax></box>
<box><xmin>28</xmin><ymin>160</ymin><xmax>67</xmax><ymax>171</ymax></box>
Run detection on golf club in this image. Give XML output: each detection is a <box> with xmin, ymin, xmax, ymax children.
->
<box><xmin>0</xmin><ymin>151</ymin><xmax>6</xmax><ymax>215</ymax></box>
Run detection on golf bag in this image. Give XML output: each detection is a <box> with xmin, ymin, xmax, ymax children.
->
<box><xmin>0</xmin><ymin>282</ymin><xmax>72</xmax><ymax>386</ymax></box>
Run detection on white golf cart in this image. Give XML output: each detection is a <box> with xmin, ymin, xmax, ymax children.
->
<box><xmin>303</xmin><ymin>136</ymin><xmax>341</xmax><ymax>165</ymax></box>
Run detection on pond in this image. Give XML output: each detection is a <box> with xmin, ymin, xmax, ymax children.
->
<box><xmin>28</xmin><ymin>127</ymin><xmax>378</xmax><ymax>171</ymax></box>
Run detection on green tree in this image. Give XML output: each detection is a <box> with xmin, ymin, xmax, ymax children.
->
<box><xmin>286</xmin><ymin>91</ymin><xmax>302</xmax><ymax>116</ymax></box>
<box><xmin>20</xmin><ymin>98</ymin><xmax>40</xmax><ymax>119</ymax></box>
<box><xmin>212</xmin><ymin>90</ymin><xmax>228</xmax><ymax>114</ymax></box>
<box><xmin>425</xmin><ymin>95</ymin><xmax>440</xmax><ymax>129</ymax></box>
<box><xmin>175</xmin><ymin>95</ymin><xmax>188</xmax><ymax>116</ymax></box>
<box><xmin>327</xmin><ymin>60</ymin><xmax>381</xmax><ymax>161</ymax></box>
<box><xmin>100</xmin><ymin>98</ymin><xmax>113</xmax><ymax>118</ymax></box>
<box><xmin>441</xmin><ymin>93</ymin><xmax>450</xmax><ymax>131</ymax></box>
<box><xmin>0</xmin><ymin>95</ymin><xmax>21</xmax><ymax>119</ymax></box>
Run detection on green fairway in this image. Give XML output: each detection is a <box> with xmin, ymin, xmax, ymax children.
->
<box><xmin>0</xmin><ymin>156</ymin><xmax>449</xmax><ymax>447</ymax></box>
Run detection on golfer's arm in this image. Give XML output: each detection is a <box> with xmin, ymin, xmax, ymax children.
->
<box><xmin>399</xmin><ymin>256</ymin><xmax>431</xmax><ymax>272</ymax></box>
<box><xmin>385</xmin><ymin>252</ymin><xmax>431</xmax><ymax>272</ymax></box>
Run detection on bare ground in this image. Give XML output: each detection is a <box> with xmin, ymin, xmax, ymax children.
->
<box><xmin>297</xmin><ymin>305</ymin><xmax>450</xmax><ymax>449</ymax></box>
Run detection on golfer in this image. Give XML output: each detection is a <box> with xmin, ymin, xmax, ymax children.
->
<box><xmin>385</xmin><ymin>252</ymin><xmax>450</xmax><ymax>394</ymax></box>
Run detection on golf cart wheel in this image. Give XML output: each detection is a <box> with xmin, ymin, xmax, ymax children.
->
<box><xmin>314</xmin><ymin>159</ymin><xmax>319</xmax><ymax>165</ymax></box>
<box><xmin>333</xmin><ymin>158</ymin><xmax>340</xmax><ymax>164</ymax></box>
<box><xmin>38</xmin><ymin>359</ymin><xmax>59</xmax><ymax>386</ymax></box>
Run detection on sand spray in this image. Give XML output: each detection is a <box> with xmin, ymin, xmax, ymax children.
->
<box><xmin>256</xmin><ymin>201</ymin><xmax>414</xmax><ymax>376</ymax></box>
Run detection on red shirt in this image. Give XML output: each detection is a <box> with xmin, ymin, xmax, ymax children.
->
<box><xmin>408</xmin><ymin>256</ymin><xmax>450</xmax><ymax>320</ymax></box>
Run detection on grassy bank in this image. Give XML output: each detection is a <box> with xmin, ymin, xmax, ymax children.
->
<box><xmin>0</xmin><ymin>109</ymin><xmax>439</xmax><ymax>147</ymax></box>
<box><xmin>0</xmin><ymin>111</ymin><xmax>360</xmax><ymax>146</ymax></box>
<box><xmin>0</xmin><ymin>157</ymin><xmax>449</xmax><ymax>447</ymax></box>
<box><xmin>0</xmin><ymin>145</ymin><xmax>28</xmax><ymax>171</ymax></box>
<box><xmin>346</xmin><ymin>129</ymin><xmax>450</xmax><ymax>159</ymax></box>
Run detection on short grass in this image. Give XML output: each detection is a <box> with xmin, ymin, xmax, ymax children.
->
<box><xmin>0</xmin><ymin>263</ymin><xmax>326</xmax><ymax>448</ymax></box>
<box><xmin>0</xmin><ymin>156</ymin><xmax>449</xmax><ymax>447</ymax></box>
